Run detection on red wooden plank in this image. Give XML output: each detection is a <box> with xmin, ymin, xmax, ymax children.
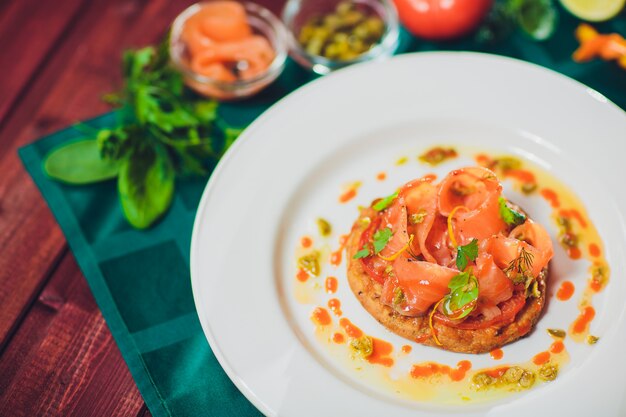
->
<box><xmin>0</xmin><ymin>0</ymin><xmax>87</xmax><ymax>125</ymax></box>
<box><xmin>0</xmin><ymin>252</ymin><xmax>144</xmax><ymax>417</ymax></box>
<box><xmin>0</xmin><ymin>0</ymin><xmax>199</xmax><ymax>349</ymax></box>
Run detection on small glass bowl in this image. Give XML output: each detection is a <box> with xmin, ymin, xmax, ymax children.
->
<box><xmin>282</xmin><ymin>0</ymin><xmax>400</xmax><ymax>75</ymax></box>
<box><xmin>169</xmin><ymin>2</ymin><xmax>288</xmax><ymax>100</ymax></box>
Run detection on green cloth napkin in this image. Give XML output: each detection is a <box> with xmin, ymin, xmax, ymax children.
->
<box><xmin>19</xmin><ymin>13</ymin><xmax>625</xmax><ymax>417</ymax></box>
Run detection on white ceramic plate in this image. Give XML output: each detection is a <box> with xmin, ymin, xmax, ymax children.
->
<box><xmin>190</xmin><ymin>52</ymin><xmax>626</xmax><ymax>416</ymax></box>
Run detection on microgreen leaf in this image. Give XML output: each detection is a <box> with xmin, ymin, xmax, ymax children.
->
<box><xmin>448</xmin><ymin>271</ymin><xmax>470</xmax><ymax>291</ymax></box>
<box><xmin>44</xmin><ymin>140</ymin><xmax>119</xmax><ymax>184</ymax></box>
<box><xmin>443</xmin><ymin>273</ymin><xmax>479</xmax><ymax>319</ymax></box>
<box><xmin>373</xmin><ymin>227</ymin><xmax>393</xmax><ymax>254</ymax></box>
<box><xmin>353</xmin><ymin>246</ymin><xmax>371</xmax><ymax>259</ymax></box>
<box><xmin>373</xmin><ymin>191</ymin><xmax>398</xmax><ymax>211</ymax></box>
<box><xmin>499</xmin><ymin>197</ymin><xmax>526</xmax><ymax>226</ymax></box>
<box><xmin>456</xmin><ymin>238</ymin><xmax>479</xmax><ymax>271</ymax></box>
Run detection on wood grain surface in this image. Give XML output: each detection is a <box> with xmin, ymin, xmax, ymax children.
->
<box><xmin>0</xmin><ymin>0</ymin><xmax>281</xmax><ymax>415</ymax></box>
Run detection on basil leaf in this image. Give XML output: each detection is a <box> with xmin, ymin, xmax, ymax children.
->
<box><xmin>499</xmin><ymin>197</ymin><xmax>526</xmax><ymax>226</ymax></box>
<box><xmin>373</xmin><ymin>227</ymin><xmax>393</xmax><ymax>254</ymax></box>
<box><xmin>373</xmin><ymin>191</ymin><xmax>398</xmax><ymax>211</ymax></box>
<box><xmin>456</xmin><ymin>238</ymin><xmax>479</xmax><ymax>271</ymax></box>
<box><xmin>43</xmin><ymin>140</ymin><xmax>119</xmax><ymax>185</ymax></box>
<box><xmin>118</xmin><ymin>145</ymin><xmax>174</xmax><ymax>229</ymax></box>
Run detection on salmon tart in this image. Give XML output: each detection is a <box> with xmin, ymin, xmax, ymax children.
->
<box><xmin>347</xmin><ymin>167</ymin><xmax>554</xmax><ymax>354</ymax></box>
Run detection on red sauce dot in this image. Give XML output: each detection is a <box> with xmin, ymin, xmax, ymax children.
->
<box><xmin>475</xmin><ymin>154</ymin><xmax>490</xmax><ymax>166</ymax></box>
<box><xmin>567</xmin><ymin>247</ymin><xmax>582</xmax><ymax>260</ymax></box>
<box><xmin>485</xmin><ymin>367</ymin><xmax>509</xmax><ymax>379</ymax></box>
<box><xmin>376</xmin><ymin>172</ymin><xmax>386</xmax><ymax>181</ymax></box>
<box><xmin>489</xmin><ymin>348</ymin><xmax>503</xmax><ymax>360</ymax></box>
<box><xmin>401</xmin><ymin>345</ymin><xmax>412</xmax><ymax>354</ymax></box>
<box><xmin>550</xmin><ymin>341</ymin><xmax>565</xmax><ymax>354</ymax></box>
<box><xmin>332</xmin><ymin>333</ymin><xmax>345</xmax><ymax>344</ymax></box>
<box><xmin>339</xmin><ymin>188</ymin><xmax>357</xmax><ymax>203</ymax></box>
<box><xmin>339</xmin><ymin>234</ymin><xmax>348</xmax><ymax>246</ymax></box>
<box><xmin>573</xmin><ymin>306</ymin><xmax>595</xmax><ymax>334</ymax></box>
<box><xmin>556</xmin><ymin>281</ymin><xmax>575</xmax><ymax>301</ymax></box>
<box><xmin>296</xmin><ymin>268</ymin><xmax>309</xmax><ymax>282</ymax></box>
<box><xmin>328</xmin><ymin>298</ymin><xmax>342</xmax><ymax>316</ymax></box>
<box><xmin>311</xmin><ymin>307</ymin><xmax>331</xmax><ymax>326</ymax></box>
<box><xmin>367</xmin><ymin>338</ymin><xmax>394</xmax><ymax>367</ymax></box>
<box><xmin>533</xmin><ymin>351</ymin><xmax>551</xmax><ymax>365</ymax></box>
<box><xmin>300</xmin><ymin>236</ymin><xmax>312</xmax><ymax>248</ymax></box>
<box><xmin>450</xmin><ymin>360</ymin><xmax>472</xmax><ymax>381</ymax></box>
<box><xmin>339</xmin><ymin>318</ymin><xmax>363</xmax><ymax>338</ymax></box>
<box><xmin>330</xmin><ymin>250</ymin><xmax>342</xmax><ymax>266</ymax></box>
<box><xmin>540</xmin><ymin>188</ymin><xmax>560</xmax><ymax>208</ymax></box>
<box><xmin>325</xmin><ymin>276</ymin><xmax>338</xmax><ymax>294</ymax></box>
<box><xmin>589</xmin><ymin>243</ymin><xmax>600</xmax><ymax>257</ymax></box>
<box><xmin>590</xmin><ymin>279</ymin><xmax>602</xmax><ymax>293</ymax></box>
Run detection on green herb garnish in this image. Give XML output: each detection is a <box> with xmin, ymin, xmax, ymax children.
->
<box><xmin>499</xmin><ymin>197</ymin><xmax>526</xmax><ymax>226</ymax></box>
<box><xmin>476</xmin><ymin>0</ymin><xmax>557</xmax><ymax>43</ymax></box>
<box><xmin>372</xmin><ymin>227</ymin><xmax>392</xmax><ymax>254</ymax></box>
<box><xmin>456</xmin><ymin>238</ymin><xmax>479</xmax><ymax>271</ymax></box>
<box><xmin>353</xmin><ymin>246</ymin><xmax>371</xmax><ymax>259</ymax></box>
<box><xmin>503</xmin><ymin>246</ymin><xmax>534</xmax><ymax>283</ymax></box>
<box><xmin>373</xmin><ymin>191</ymin><xmax>398</xmax><ymax>211</ymax></box>
<box><xmin>43</xmin><ymin>43</ymin><xmax>243</xmax><ymax>228</ymax></box>
<box><xmin>442</xmin><ymin>270</ymin><xmax>479</xmax><ymax>319</ymax></box>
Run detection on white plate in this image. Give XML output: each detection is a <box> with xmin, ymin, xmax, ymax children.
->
<box><xmin>190</xmin><ymin>52</ymin><xmax>626</xmax><ymax>416</ymax></box>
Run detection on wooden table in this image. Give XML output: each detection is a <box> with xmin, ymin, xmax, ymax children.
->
<box><xmin>0</xmin><ymin>0</ymin><xmax>282</xmax><ymax>415</ymax></box>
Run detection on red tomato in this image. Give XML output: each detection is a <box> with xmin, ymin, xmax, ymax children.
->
<box><xmin>393</xmin><ymin>0</ymin><xmax>493</xmax><ymax>40</ymax></box>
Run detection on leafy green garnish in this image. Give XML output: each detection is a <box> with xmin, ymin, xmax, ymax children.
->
<box><xmin>442</xmin><ymin>271</ymin><xmax>479</xmax><ymax>319</ymax></box>
<box><xmin>499</xmin><ymin>197</ymin><xmax>526</xmax><ymax>226</ymax></box>
<box><xmin>43</xmin><ymin>43</ymin><xmax>244</xmax><ymax>229</ymax></box>
<box><xmin>476</xmin><ymin>0</ymin><xmax>557</xmax><ymax>43</ymax></box>
<box><xmin>353</xmin><ymin>246</ymin><xmax>371</xmax><ymax>259</ymax></box>
<box><xmin>373</xmin><ymin>227</ymin><xmax>393</xmax><ymax>254</ymax></box>
<box><xmin>456</xmin><ymin>238</ymin><xmax>479</xmax><ymax>271</ymax></box>
<box><xmin>503</xmin><ymin>246</ymin><xmax>534</xmax><ymax>284</ymax></box>
<box><xmin>373</xmin><ymin>191</ymin><xmax>398</xmax><ymax>211</ymax></box>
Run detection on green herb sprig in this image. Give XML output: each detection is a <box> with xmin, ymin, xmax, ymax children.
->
<box><xmin>442</xmin><ymin>270</ymin><xmax>479</xmax><ymax>320</ymax></box>
<box><xmin>499</xmin><ymin>197</ymin><xmax>527</xmax><ymax>226</ymax></box>
<box><xmin>43</xmin><ymin>43</ymin><xmax>244</xmax><ymax>228</ymax></box>
<box><xmin>456</xmin><ymin>238</ymin><xmax>479</xmax><ymax>271</ymax></box>
<box><xmin>353</xmin><ymin>227</ymin><xmax>393</xmax><ymax>259</ymax></box>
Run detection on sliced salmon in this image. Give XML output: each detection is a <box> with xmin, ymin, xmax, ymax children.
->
<box><xmin>381</xmin><ymin>257</ymin><xmax>458</xmax><ymax>316</ymax></box>
<box><xmin>378</xmin><ymin>197</ymin><xmax>409</xmax><ymax>258</ymax></box>
<box><xmin>475</xmin><ymin>252</ymin><xmax>514</xmax><ymax>306</ymax></box>
<box><xmin>402</xmin><ymin>180</ymin><xmax>437</xmax><ymax>260</ymax></box>
<box><xmin>424</xmin><ymin>215</ymin><xmax>454</xmax><ymax>266</ymax></box>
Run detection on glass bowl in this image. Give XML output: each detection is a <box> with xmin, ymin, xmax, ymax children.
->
<box><xmin>169</xmin><ymin>1</ymin><xmax>288</xmax><ymax>100</ymax></box>
<box><xmin>282</xmin><ymin>0</ymin><xmax>400</xmax><ymax>75</ymax></box>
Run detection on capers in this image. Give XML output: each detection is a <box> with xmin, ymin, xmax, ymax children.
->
<box><xmin>410</xmin><ymin>209</ymin><xmax>427</xmax><ymax>225</ymax></box>
<box><xmin>538</xmin><ymin>363</ymin><xmax>558</xmax><ymax>381</ymax></box>
<box><xmin>518</xmin><ymin>370</ymin><xmax>536</xmax><ymax>388</ymax></box>
<box><xmin>471</xmin><ymin>372</ymin><xmax>494</xmax><ymax>391</ymax></box>
<box><xmin>521</xmin><ymin>182</ymin><xmax>538</xmax><ymax>194</ymax></box>
<box><xmin>316</xmin><ymin>218</ymin><xmax>332</xmax><ymax>237</ymax></box>
<box><xmin>587</xmin><ymin>335</ymin><xmax>600</xmax><ymax>345</ymax></box>
<box><xmin>490</xmin><ymin>156</ymin><xmax>522</xmax><ymax>172</ymax></box>
<box><xmin>393</xmin><ymin>287</ymin><xmax>405</xmax><ymax>305</ymax></box>
<box><xmin>547</xmin><ymin>328</ymin><xmax>566</xmax><ymax>338</ymax></box>
<box><xmin>350</xmin><ymin>335</ymin><xmax>373</xmax><ymax>358</ymax></box>
<box><xmin>297</xmin><ymin>1</ymin><xmax>385</xmax><ymax>61</ymax></box>
<box><xmin>298</xmin><ymin>251</ymin><xmax>321</xmax><ymax>276</ymax></box>
<box><xmin>502</xmin><ymin>366</ymin><xmax>524</xmax><ymax>383</ymax></box>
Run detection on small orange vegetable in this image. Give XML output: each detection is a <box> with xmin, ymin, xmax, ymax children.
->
<box><xmin>573</xmin><ymin>24</ymin><xmax>626</xmax><ymax>69</ymax></box>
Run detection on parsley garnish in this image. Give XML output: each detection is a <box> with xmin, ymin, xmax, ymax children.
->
<box><xmin>498</xmin><ymin>197</ymin><xmax>526</xmax><ymax>226</ymax></box>
<box><xmin>442</xmin><ymin>270</ymin><xmax>479</xmax><ymax>319</ymax></box>
<box><xmin>353</xmin><ymin>246</ymin><xmax>370</xmax><ymax>259</ymax></box>
<box><xmin>456</xmin><ymin>238</ymin><xmax>479</xmax><ymax>271</ymax></box>
<box><xmin>373</xmin><ymin>191</ymin><xmax>398</xmax><ymax>211</ymax></box>
<box><xmin>373</xmin><ymin>227</ymin><xmax>393</xmax><ymax>254</ymax></box>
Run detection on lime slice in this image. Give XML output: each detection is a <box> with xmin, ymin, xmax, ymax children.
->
<box><xmin>559</xmin><ymin>0</ymin><xmax>626</xmax><ymax>22</ymax></box>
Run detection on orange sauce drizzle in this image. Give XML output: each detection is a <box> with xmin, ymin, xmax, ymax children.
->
<box><xmin>550</xmin><ymin>340</ymin><xmax>565</xmax><ymax>354</ymax></box>
<box><xmin>540</xmin><ymin>188</ymin><xmax>560</xmax><ymax>208</ymax></box>
<box><xmin>489</xmin><ymin>348</ymin><xmax>503</xmax><ymax>360</ymax></box>
<box><xmin>559</xmin><ymin>209</ymin><xmax>588</xmax><ymax>228</ymax></box>
<box><xmin>311</xmin><ymin>307</ymin><xmax>331</xmax><ymax>326</ymax></box>
<box><xmin>300</xmin><ymin>236</ymin><xmax>312</xmax><ymax>248</ymax></box>
<box><xmin>589</xmin><ymin>243</ymin><xmax>600</xmax><ymax>257</ymax></box>
<box><xmin>330</xmin><ymin>234</ymin><xmax>349</xmax><ymax>267</ymax></box>
<box><xmin>376</xmin><ymin>172</ymin><xmax>387</xmax><ymax>181</ymax></box>
<box><xmin>296</xmin><ymin>268</ymin><xmax>309</xmax><ymax>282</ymax></box>
<box><xmin>410</xmin><ymin>361</ymin><xmax>472</xmax><ymax>382</ymax></box>
<box><xmin>332</xmin><ymin>333</ymin><xmax>345</xmax><ymax>344</ymax></box>
<box><xmin>401</xmin><ymin>345</ymin><xmax>412</xmax><ymax>354</ymax></box>
<box><xmin>339</xmin><ymin>188</ymin><xmax>357</xmax><ymax>203</ymax></box>
<box><xmin>328</xmin><ymin>298</ymin><xmax>342</xmax><ymax>316</ymax></box>
<box><xmin>339</xmin><ymin>318</ymin><xmax>363</xmax><ymax>338</ymax></box>
<box><xmin>325</xmin><ymin>276</ymin><xmax>338</xmax><ymax>294</ymax></box>
<box><xmin>572</xmin><ymin>306</ymin><xmax>595</xmax><ymax>334</ymax></box>
<box><xmin>505</xmin><ymin>169</ymin><xmax>535</xmax><ymax>184</ymax></box>
<box><xmin>556</xmin><ymin>281</ymin><xmax>575</xmax><ymax>301</ymax></box>
<box><xmin>532</xmin><ymin>351</ymin><xmax>551</xmax><ymax>365</ymax></box>
<box><xmin>484</xmin><ymin>367</ymin><xmax>509</xmax><ymax>379</ymax></box>
<box><xmin>367</xmin><ymin>338</ymin><xmax>394</xmax><ymax>367</ymax></box>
